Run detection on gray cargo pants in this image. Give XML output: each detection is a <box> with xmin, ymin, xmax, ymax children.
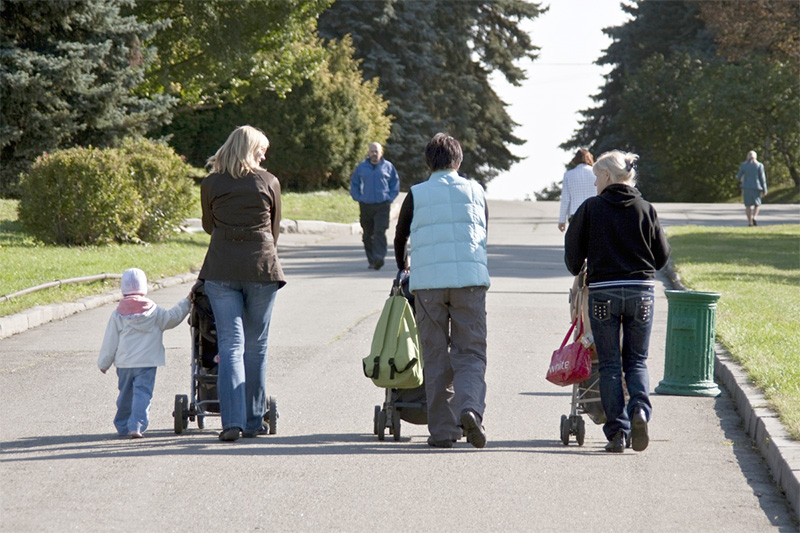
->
<box><xmin>415</xmin><ymin>286</ymin><xmax>488</xmax><ymax>442</ymax></box>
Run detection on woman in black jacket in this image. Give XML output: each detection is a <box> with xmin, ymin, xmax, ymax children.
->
<box><xmin>565</xmin><ymin>150</ymin><xmax>670</xmax><ymax>453</ymax></box>
<box><xmin>199</xmin><ymin>125</ymin><xmax>286</xmax><ymax>442</ymax></box>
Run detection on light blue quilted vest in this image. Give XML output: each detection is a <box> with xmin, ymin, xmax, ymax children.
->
<box><xmin>409</xmin><ymin>170</ymin><xmax>490</xmax><ymax>292</ymax></box>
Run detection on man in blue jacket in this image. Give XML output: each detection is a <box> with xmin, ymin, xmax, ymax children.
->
<box><xmin>394</xmin><ymin>133</ymin><xmax>490</xmax><ymax>449</ymax></box>
<box><xmin>350</xmin><ymin>142</ymin><xmax>400</xmax><ymax>270</ymax></box>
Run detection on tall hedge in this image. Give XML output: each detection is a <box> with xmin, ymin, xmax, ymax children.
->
<box><xmin>119</xmin><ymin>137</ymin><xmax>195</xmax><ymax>242</ymax></box>
<box><xmin>19</xmin><ymin>139</ymin><xmax>194</xmax><ymax>245</ymax></box>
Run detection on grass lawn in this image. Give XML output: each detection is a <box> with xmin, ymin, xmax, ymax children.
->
<box><xmin>666</xmin><ymin>224</ymin><xmax>800</xmax><ymax>440</ymax></box>
<box><xmin>281</xmin><ymin>190</ymin><xmax>359</xmax><ymax>224</ymax></box>
<box><xmin>0</xmin><ymin>197</ymin><xmax>209</xmax><ymax>316</ymax></box>
<box><xmin>0</xmin><ymin>188</ymin><xmax>358</xmax><ymax>316</ymax></box>
<box><xmin>184</xmin><ymin>186</ymin><xmax>359</xmax><ymax>224</ymax></box>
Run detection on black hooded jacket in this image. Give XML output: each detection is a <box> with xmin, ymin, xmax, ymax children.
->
<box><xmin>564</xmin><ymin>184</ymin><xmax>670</xmax><ymax>285</ymax></box>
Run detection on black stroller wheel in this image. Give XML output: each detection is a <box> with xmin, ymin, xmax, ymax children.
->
<box><xmin>559</xmin><ymin>414</ymin><xmax>570</xmax><ymax>446</ymax></box>
<box><xmin>267</xmin><ymin>396</ymin><xmax>278</xmax><ymax>435</ymax></box>
<box><xmin>576</xmin><ymin>417</ymin><xmax>586</xmax><ymax>446</ymax></box>
<box><xmin>377</xmin><ymin>409</ymin><xmax>387</xmax><ymax>441</ymax></box>
<box><xmin>392</xmin><ymin>410</ymin><xmax>401</xmax><ymax>441</ymax></box>
<box><xmin>174</xmin><ymin>395</ymin><xmax>188</xmax><ymax>434</ymax></box>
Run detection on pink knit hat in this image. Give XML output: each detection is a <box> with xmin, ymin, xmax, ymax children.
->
<box><xmin>120</xmin><ymin>268</ymin><xmax>148</xmax><ymax>296</ymax></box>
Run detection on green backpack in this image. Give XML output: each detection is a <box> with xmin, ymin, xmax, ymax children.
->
<box><xmin>362</xmin><ymin>293</ymin><xmax>423</xmax><ymax>389</ymax></box>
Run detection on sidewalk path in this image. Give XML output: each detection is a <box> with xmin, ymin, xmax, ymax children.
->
<box><xmin>0</xmin><ymin>200</ymin><xmax>797</xmax><ymax>531</ymax></box>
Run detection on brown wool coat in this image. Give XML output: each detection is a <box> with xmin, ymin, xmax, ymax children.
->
<box><xmin>198</xmin><ymin>169</ymin><xmax>286</xmax><ymax>287</ymax></box>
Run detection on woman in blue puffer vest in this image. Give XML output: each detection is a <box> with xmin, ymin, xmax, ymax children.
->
<box><xmin>393</xmin><ymin>133</ymin><xmax>490</xmax><ymax>449</ymax></box>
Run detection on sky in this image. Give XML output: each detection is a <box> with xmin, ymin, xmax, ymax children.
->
<box><xmin>485</xmin><ymin>0</ymin><xmax>630</xmax><ymax>200</ymax></box>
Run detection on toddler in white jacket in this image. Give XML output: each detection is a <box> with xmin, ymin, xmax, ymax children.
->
<box><xmin>98</xmin><ymin>268</ymin><xmax>190</xmax><ymax>438</ymax></box>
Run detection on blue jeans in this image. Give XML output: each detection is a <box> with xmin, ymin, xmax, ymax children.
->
<box><xmin>205</xmin><ymin>280</ymin><xmax>278</xmax><ymax>433</ymax></box>
<box><xmin>588</xmin><ymin>286</ymin><xmax>655</xmax><ymax>440</ymax></box>
<box><xmin>115</xmin><ymin>367</ymin><xmax>157</xmax><ymax>436</ymax></box>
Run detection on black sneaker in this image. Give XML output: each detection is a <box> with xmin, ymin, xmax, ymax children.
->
<box><xmin>604</xmin><ymin>431</ymin><xmax>625</xmax><ymax>453</ymax></box>
<box><xmin>374</xmin><ymin>259</ymin><xmax>384</xmax><ymax>270</ymax></box>
<box><xmin>631</xmin><ymin>408</ymin><xmax>649</xmax><ymax>452</ymax></box>
<box><xmin>460</xmin><ymin>409</ymin><xmax>487</xmax><ymax>449</ymax></box>
<box><xmin>219</xmin><ymin>427</ymin><xmax>241</xmax><ymax>442</ymax></box>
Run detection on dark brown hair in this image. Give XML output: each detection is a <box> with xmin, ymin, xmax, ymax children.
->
<box><xmin>570</xmin><ymin>148</ymin><xmax>594</xmax><ymax>167</ymax></box>
<box><xmin>425</xmin><ymin>133</ymin><xmax>463</xmax><ymax>171</ymax></box>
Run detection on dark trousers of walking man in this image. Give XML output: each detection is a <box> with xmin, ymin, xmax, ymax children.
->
<box><xmin>359</xmin><ymin>201</ymin><xmax>390</xmax><ymax>269</ymax></box>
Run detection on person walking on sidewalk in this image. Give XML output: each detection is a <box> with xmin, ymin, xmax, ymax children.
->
<box><xmin>558</xmin><ymin>148</ymin><xmax>596</xmax><ymax>232</ymax></box>
<box><xmin>199</xmin><ymin>125</ymin><xmax>287</xmax><ymax>442</ymax></box>
<box><xmin>350</xmin><ymin>142</ymin><xmax>400</xmax><ymax>270</ymax></box>
<box><xmin>393</xmin><ymin>133</ymin><xmax>490</xmax><ymax>449</ymax></box>
<box><xmin>736</xmin><ymin>150</ymin><xmax>768</xmax><ymax>226</ymax></box>
<box><xmin>98</xmin><ymin>268</ymin><xmax>191</xmax><ymax>439</ymax></box>
<box><xmin>564</xmin><ymin>150</ymin><xmax>670</xmax><ymax>453</ymax></box>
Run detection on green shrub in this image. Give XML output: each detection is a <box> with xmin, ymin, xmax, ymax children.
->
<box><xmin>18</xmin><ymin>139</ymin><xmax>195</xmax><ymax>245</ymax></box>
<box><xmin>19</xmin><ymin>147</ymin><xmax>143</xmax><ymax>245</ymax></box>
<box><xmin>119</xmin><ymin>138</ymin><xmax>196</xmax><ymax>242</ymax></box>
<box><xmin>163</xmin><ymin>36</ymin><xmax>391</xmax><ymax>192</ymax></box>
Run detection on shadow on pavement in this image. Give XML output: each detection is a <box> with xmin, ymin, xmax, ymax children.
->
<box><xmin>279</xmin><ymin>244</ymin><xmax>381</xmax><ymax>279</ymax></box>
<box><xmin>488</xmin><ymin>244</ymin><xmax>569</xmax><ymax>280</ymax></box>
<box><xmin>278</xmin><ymin>241</ymin><xmax>572</xmax><ymax>281</ymax></box>
<box><xmin>1</xmin><ymin>431</ymin><xmax>614</xmax><ymax>461</ymax></box>
<box><xmin>518</xmin><ymin>391</ymin><xmax>573</xmax><ymax>397</ymax></box>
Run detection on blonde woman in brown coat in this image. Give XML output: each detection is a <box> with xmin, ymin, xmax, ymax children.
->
<box><xmin>199</xmin><ymin>125</ymin><xmax>287</xmax><ymax>442</ymax></box>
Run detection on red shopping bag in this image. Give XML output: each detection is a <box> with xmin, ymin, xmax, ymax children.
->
<box><xmin>546</xmin><ymin>317</ymin><xmax>592</xmax><ymax>386</ymax></box>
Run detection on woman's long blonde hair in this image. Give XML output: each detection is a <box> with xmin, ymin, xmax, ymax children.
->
<box><xmin>206</xmin><ymin>125</ymin><xmax>269</xmax><ymax>179</ymax></box>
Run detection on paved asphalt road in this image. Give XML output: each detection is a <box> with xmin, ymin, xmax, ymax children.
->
<box><xmin>1</xmin><ymin>201</ymin><xmax>798</xmax><ymax>532</ymax></box>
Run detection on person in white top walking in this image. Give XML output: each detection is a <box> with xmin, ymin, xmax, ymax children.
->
<box><xmin>558</xmin><ymin>148</ymin><xmax>596</xmax><ymax>232</ymax></box>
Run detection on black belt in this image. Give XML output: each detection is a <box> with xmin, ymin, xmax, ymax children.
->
<box><xmin>213</xmin><ymin>227</ymin><xmax>272</xmax><ymax>242</ymax></box>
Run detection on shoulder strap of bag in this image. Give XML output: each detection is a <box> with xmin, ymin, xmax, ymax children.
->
<box><xmin>560</xmin><ymin>318</ymin><xmax>578</xmax><ymax>349</ymax></box>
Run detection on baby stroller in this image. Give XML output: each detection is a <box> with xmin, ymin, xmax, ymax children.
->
<box><xmin>370</xmin><ymin>272</ymin><xmax>427</xmax><ymax>441</ymax></box>
<box><xmin>559</xmin><ymin>264</ymin><xmax>605</xmax><ymax>446</ymax></box>
<box><xmin>173</xmin><ymin>280</ymin><xmax>278</xmax><ymax>435</ymax></box>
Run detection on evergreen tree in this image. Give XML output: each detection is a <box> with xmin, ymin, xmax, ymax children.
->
<box><xmin>0</xmin><ymin>0</ymin><xmax>174</xmax><ymax>197</ymax></box>
<box><xmin>319</xmin><ymin>0</ymin><xmax>544</xmax><ymax>188</ymax></box>
<box><xmin>562</xmin><ymin>1</ymin><xmax>714</xmax><ymax>159</ymax></box>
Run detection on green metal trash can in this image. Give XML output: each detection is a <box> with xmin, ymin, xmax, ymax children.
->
<box><xmin>655</xmin><ymin>290</ymin><xmax>722</xmax><ymax>397</ymax></box>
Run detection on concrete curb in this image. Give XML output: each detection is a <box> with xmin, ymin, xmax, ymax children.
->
<box><xmin>667</xmin><ymin>264</ymin><xmax>799</xmax><ymax>518</ymax></box>
<box><xmin>280</xmin><ymin>219</ymin><xmax>361</xmax><ymax>235</ymax></box>
<box><xmin>184</xmin><ymin>218</ymin><xmax>362</xmax><ymax>235</ymax></box>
